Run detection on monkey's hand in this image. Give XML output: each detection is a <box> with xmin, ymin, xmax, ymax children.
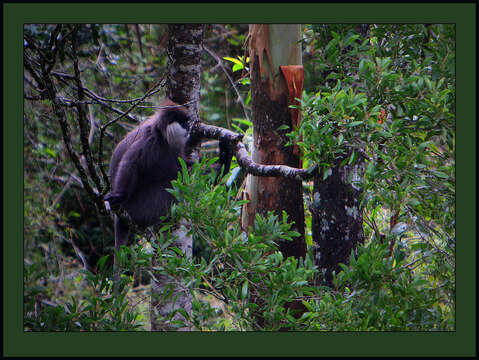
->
<box><xmin>211</xmin><ymin>138</ymin><xmax>234</xmax><ymax>185</ymax></box>
<box><xmin>218</xmin><ymin>137</ymin><xmax>233</xmax><ymax>175</ymax></box>
<box><xmin>104</xmin><ymin>192</ymin><xmax>126</xmax><ymax>210</ymax></box>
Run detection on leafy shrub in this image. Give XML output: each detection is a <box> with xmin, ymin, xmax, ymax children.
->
<box><xmin>298</xmin><ymin>238</ymin><xmax>454</xmax><ymax>330</ymax></box>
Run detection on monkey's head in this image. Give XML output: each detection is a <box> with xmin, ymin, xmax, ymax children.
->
<box><xmin>165</xmin><ymin>110</ymin><xmax>190</xmax><ymax>155</ymax></box>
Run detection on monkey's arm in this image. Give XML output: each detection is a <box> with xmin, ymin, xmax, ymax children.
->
<box><xmin>212</xmin><ymin>137</ymin><xmax>234</xmax><ymax>183</ymax></box>
<box><xmin>105</xmin><ymin>150</ymin><xmax>139</xmax><ymax>206</ymax></box>
<box><xmin>218</xmin><ymin>137</ymin><xmax>233</xmax><ymax>175</ymax></box>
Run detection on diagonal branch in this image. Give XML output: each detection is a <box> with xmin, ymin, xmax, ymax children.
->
<box><xmin>190</xmin><ymin>122</ymin><xmax>318</xmax><ymax>180</ymax></box>
<box><xmin>203</xmin><ymin>45</ymin><xmax>250</xmax><ymax>122</ymax></box>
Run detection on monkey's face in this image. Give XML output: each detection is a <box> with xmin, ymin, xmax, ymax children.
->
<box><xmin>160</xmin><ymin>109</ymin><xmax>190</xmax><ymax>157</ymax></box>
<box><xmin>166</xmin><ymin>121</ymin><xmax>189</xmax><ymax>156</ymax></box>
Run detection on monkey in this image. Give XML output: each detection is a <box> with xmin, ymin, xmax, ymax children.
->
<box><xmin>104</xmin><ymin>99</ymin><xmax>232</xmax><ymax>256</ymax></box>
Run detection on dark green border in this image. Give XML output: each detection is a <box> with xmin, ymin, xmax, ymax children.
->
<box><xmin>4</xmin><ymin>2</ymin><xmax>476</xmax><ymax>357</ymax></box>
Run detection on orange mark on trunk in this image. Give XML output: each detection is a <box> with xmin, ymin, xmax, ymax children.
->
<box><xmin>280</xmin><ymin>65</ymin><xmax>304</xmax><ymax>159</ymax></box>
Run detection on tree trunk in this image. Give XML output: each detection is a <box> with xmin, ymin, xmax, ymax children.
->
<box><xmin>243</xmin><ymin>24</ymin><xmax>306</xmax><ymax>259</ymax></box>
<box><xmin>310</xmin><ymin>26</ymin><xmax>369</xmax><ymax>287</ymax></box>
<box><xmin>150</xmin><ymin>221</ymin><xmax>193</xmax><ymax>331</ymax></box>
<box><xmin>311</xmin><ymin>157</ymin><xmax>364</xmax><ymax>286</ymax></box>
<box><xmin>166</xmin><ymin>24</ymin><xmax>204</xmax><ymax>124</ymax></box>
<box><xmin>150</xmin><ymin>24</ymin><xmax>204</xmax><ymax>331</ymax></box>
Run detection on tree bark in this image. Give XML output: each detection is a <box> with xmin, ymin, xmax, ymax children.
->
<box><xmin>243</xmin><ymin>24</ymin><xmax>306</xmax><ymax>259</ymax></box>
<box><xmin>166</xmin><ymin>24</ymin><xmax>204</xmax><ymax>124</ymax></box>
<box><xmin>310</xmin><ymin>26</ymin><xmax>369</xmax><ymax>287</ymax></box>
<box><xmin>150</xmin><ymin>24</ymin><xmax>204</xmax><ymax>331</ymax></box>
<box><xmin>311</xmin><ymin>158</ymin><xmax>364</xmax><ymax>286</ymax></box>
<box><xmin>150</xmin><ymin>221</ymin><xmax>193</xmax><ymax>331</ymax></box>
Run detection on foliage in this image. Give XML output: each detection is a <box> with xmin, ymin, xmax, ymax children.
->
<box><xmin>298</xmin><ymin>238</ymin><xmax>453</xmax><ymax>331</ymax></box>
<box><xmin>24</xmin><ymin>156</ymin><xmax>454</xmax><ymax>331</ymax></box>
<box><xmin>296</xmin><ymin>25</ymin><xmax>454</xmax><ymax>240</ymax></box>
<box><xmin>137</xmin><ymin>158</ymin><xmax>454</xmax><ymax>331</ymax></box>
<box><xmin>154</xmin><ymin>158</ymin><xmax>317</xmax><ymax>330</ymax></box>
<box><xmin>291</xmin><ymin>24</ymin><xmax>455</xmax><ymax>328</ymax></box>
<box><xmin>24</xmin><ymin>250</ymin><xmax>147</xmax><ymax>331</ymax></box>
<box><xmin>201</xmin><ymin>25</ymin><xmax>249</xmax><ymax>126</ymax></box>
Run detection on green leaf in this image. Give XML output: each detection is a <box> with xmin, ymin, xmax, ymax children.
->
<box><xmin>359</xmin><ymin>59</ymin><xmax>366</xmax><ymax>74</ymax></box>
<box><xmin>45</xmin><ymin>148</ymin><xmax>57</xmax><ymax>158</ymax></box>
<box><xmin>432</xmin><ymin>170</ymin><xmax>448</xmax><ymax>179</ymax></box>
<box><xmin>425</xmin><ymin>77</ymin><xmax>433</xmax><ymax>91</ymax></box>
<box><xmin>346</xmin><ymin>121</ymin><xmax>363</xmax><ymax>128</ymax></box>
<box><xmin>241</xmin><ymin>280</ymin><xmax>248</xmax><ymax>300</ymax></box>
<box><xmin>344</xmin><ymin>34</ymin><xmax>359</xmax><ymax>47</ymax></box>
<box><xmin>97</xmin><ymin>255</ymin><xmax>109</xmax><ymax>271</ymax></box>
<box><xmin>326</xmin><ymin>72</ymin><xmax>340</xmax><ymax>80</ymax></box>
<box><xmin>223</xmin><ymin>56</ymin><xmax>243</xmax><ymax>66</ymax></box>
<box><xmin>348</xmin><ymin>151</ymin><xmax>357</xmax><ymax>165</ymax></box>
<box><xmin>407</xmin><ymin>198</ymin><xmax>421</xmax><ymax>207</ymax></box>
<box><xmin>232</xmin><ymin>64</ymin><xmax>243</xmax><ymax>72</ymax></box>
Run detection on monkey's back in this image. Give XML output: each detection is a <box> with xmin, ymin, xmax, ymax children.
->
<box><xmin>109</xmin><ymin>119</ymin><xmax>182</xmax><ymax>228</ymax></box>
<box><xmin>122</xmin><ymin>143</ymin><xmax>180</xmax><ymax>227</ymax></box>
<box><xmin>122</xmin><ymin>181</ymin><xmax>175</xmax><ymax>227</ymax></box>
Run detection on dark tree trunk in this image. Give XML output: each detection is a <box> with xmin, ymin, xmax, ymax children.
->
<box><xmin>311</xmin><ymin>158</ymin><xmax>364</xmax><ymax>286</ymax></box>
<box><xmin>166</xmin><ymin>24</ymin><xmax>204</xmax><ymax>124</ymax></box>
<box><xmin>310</xmin><ymin>25</ymin><xmax>370</xmax><ymax>287</ymax></box>
<box><xmin>150</xmin><ymin>24</ymin><xmax>204</xmax><ymax>332</ymax></box>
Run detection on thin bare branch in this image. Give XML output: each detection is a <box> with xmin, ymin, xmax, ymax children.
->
<box><xmin>70</xmin><ymin>25</ymin><xmax>104</xmax><ymax>194</ymax></box>
<box><xmin>203</xmin><ymin>45</ymin><xmax>250</xmax><ymax>122</ymax></box>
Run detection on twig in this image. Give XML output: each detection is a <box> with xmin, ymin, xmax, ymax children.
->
<box><xmin>70</xmin><ymin>25</ymin><xmax>104</xmax><ymax>195</ymax></box>
<box><xmin>68</xmin><ymin>235</ymin><xmax>89</xmax><ymax>271</ymax></box>
<box><xmin>50</xmin><ymin>176</ymin><xmax>74</xmax><ymax>210</ymax></box>
<box><xmin>203</xmin><ymin>45</ymin><xmax>250</xmax><ymax>122</ymax></box>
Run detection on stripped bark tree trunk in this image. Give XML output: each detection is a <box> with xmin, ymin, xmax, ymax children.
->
<box><xmin>242</xmin><ymin>24</ymin><xmax>306</xmax><ymax>259</ymax></box>
<box><xmin>150</xmin><ymin>24</ymin><xmax>204</xmax><ymax>331</ymax></box>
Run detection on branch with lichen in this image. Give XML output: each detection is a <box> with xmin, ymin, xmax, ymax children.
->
<box><xmin>190</xmin><ymin>122</ymin><xmax>318</xmax><ymax>180</ymax></box>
